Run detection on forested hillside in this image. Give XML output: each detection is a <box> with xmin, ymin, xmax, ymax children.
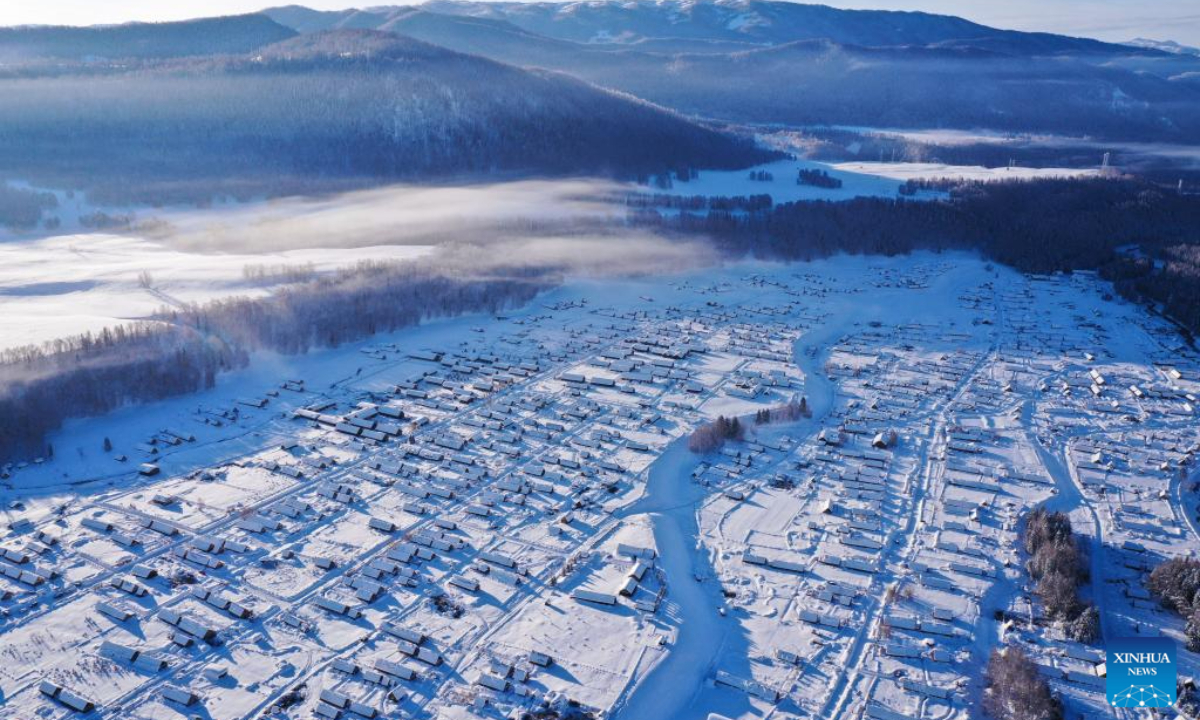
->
<box><xmin>263</xmin><ymin>2</ymin><xmax>1200</xmax><ymax>143</ymax></box>
<box><xmin>271</xmin><ymin>1</ymin><xmax>1152</xmax><ymax>56</ymax></box>
<box><xmin>363</xmin><ymin>18</ymin><xmax>1200</xmax><ymax>142</ymax></box>
<box><xmin>0</xmin><ymin>29</ymin><xmax>769</xmax><ymax>202</ymax></box>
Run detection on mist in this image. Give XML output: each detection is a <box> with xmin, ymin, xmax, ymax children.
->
<box><xmin>0</xmin><ymin>176</ymin><xmax>723</xmax><ymax>350</ymax></box>
<box><xmin>152</xmin><ymin>179</ymin><xmax>628</xmax><ymax>253</ymax></box>
<box><xmin>148</xmin><ymin>177</ymin><xmax>717</xmax><ymax>278</ymax></box>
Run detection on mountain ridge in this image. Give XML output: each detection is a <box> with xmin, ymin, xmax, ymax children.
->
<box><xmin>265</xmin><ymin>0</ymin><xmax>1161</xmax><ymax>57</ymax></box>
<box><xmin>0</xmin><ymin>13</ymin><xmax>297</xmax><ymax>62</ymax></box>
<box><xmin>0</xmin><ymin>27</ymin><xmax>772</xmax><ymax>199</ymax></box>
<box><xmin>256</xmin><ymin>4</ymin><xmax>1200</xmax><ymax>142</ymax></box>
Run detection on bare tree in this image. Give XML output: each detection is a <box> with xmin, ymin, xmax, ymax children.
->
<box><xmin>1148</xmin><ymin>557</ymin><xmax>1200</xmax><ymax>614</ymax></box>
<box><xmin>0</xmin><ymin>258</ymin><xmax>550</xmax><ymax>462</ymax></box>
<box><xmin>983</xmin><ymin>646</ymin><xmax>1063</xmax><ymax>720</ymax></box>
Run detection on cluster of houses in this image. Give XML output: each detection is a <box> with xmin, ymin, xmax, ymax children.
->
<box><xmin>6</xmin><ymin>263</ymin><xmax>1200</xmax><ymax>720</ymax></box>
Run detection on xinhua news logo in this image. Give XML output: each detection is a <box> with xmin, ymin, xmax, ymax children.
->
<box><xmin>1106</xmin><ymin>637</ymin><xmax>1177</xmax><ymax>708</ymax></box>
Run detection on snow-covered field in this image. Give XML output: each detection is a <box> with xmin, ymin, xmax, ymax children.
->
<box><xmin>0</xmin><ymin>151</ymin><xmax>1107</xmax><ymax>352</ymax></box>
<box><xmin>817</xmin><ymin>125</ymin><xmax>1200</xmax><ymax>169</ymax></box>
<box><xmin>0</xmin><ymin>162</ymin><xmax>953</xmax><ymax>350</ymax></box>
<box><xmin>3</xmin><ymin>251</ymin><xmax>1198</xmax><ymax>720</ymax></box>
<box><xmin>0</xmin><ymin>177</ymin><xmax>630</xmax><ymax>349</ymax></box>
<box><xmin>654</xmin><ymin>157</ymin><xmax>1095</xmax><ymax>206</ymax></box>
<box><xmin>828</xmin><ymin>161</ymin><xmax>1099</xmax><ymax>182</ymax></box>
<box><xmin>654</xmin><ymin>158</ymin><xmax>917</xmax><ymax>202</ymax></box>
<box><xmin>0</xmin><ymin>233</ymin><xmax>432</xmax><ymax>349</ymax></box>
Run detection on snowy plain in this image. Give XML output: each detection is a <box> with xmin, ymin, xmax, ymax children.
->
<box><xmin>0</xmin><ymin>234</ymin><xmax>433</xmax><ymax>350</ymax></box>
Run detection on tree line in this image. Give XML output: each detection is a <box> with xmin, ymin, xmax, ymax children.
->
<box><xmin>688</xmin><ymin>415</ymin><xmax>745</xmax><ymax>453</ymax></box>
<box><xmin>652</xmin><ymin>177</ymin><xmax>1200</xmax><ymax>336</ymax></box>
<box><xmin>625</xmin><ymin>192</ymin><xmax>773</xmax><ymax>212</ymax></box>
<box><xmin>796</xmin><ymin>168</ymin><xmax>842</xmax><ymax>189</ymax></box>
<box><xmin>0</xmin><ymin>181</ymin><xmax>57</xmax><ymax>230</ymax></box>
<box><xmin>753</xmin><ymin>397</ymin><xmax>810</xmax><ymax>424</ymax></box>
<box><xmin>0</xmin><ymin>259</ymin><xmax>554</xmax><ymax>462</ymax></box>
<box><xmin>1023</xmin><ymin>508</ymin><xmax>1098</xmax><ymax>642</ymax></box>
<box><xmin>689</xmin><ymin>398</ymin><xmax>811</xmax><ymax>454</ymax></box>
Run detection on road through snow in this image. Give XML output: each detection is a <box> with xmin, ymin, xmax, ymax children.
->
<box><xmin>1031</xmin><ymin>436</ymin><xmax>1112</xmax><ymax>642</ymax></box>
<box><xmin>614</xmin><ymin>313</ymin><xmax>840</xmax><ymax>720</ymax></box>
<box><xmin>614</xmin><ymin>437</ymin><xmax>728</xmax><ymax>720</ymax></box>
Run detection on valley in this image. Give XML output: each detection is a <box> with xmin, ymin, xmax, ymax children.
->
<box><xmin>3</xmin><ymin>2</ymin><xmax>1200</xmax><ymax>719</ymax></box>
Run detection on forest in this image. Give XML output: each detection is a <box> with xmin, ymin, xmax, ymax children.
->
<box><xmin>1022</xmin><ymin>508</ymin><xmax>1098</xmax><ymax>642</ymax></box>
<box><xmin>0</xmin><ymin>30</ymin><xmax>770</xmax><ymax>205</ymax></box>
<box><xmin>983</xmin><ymin>646</ymin><xmax>1062</xmax><ymax>720</ymax></box>
<box><xmin>656</xmin><ymin>177</ymin><xmax>1200</xmax><ymax>337</ymax></box>
<box><xmin>1147</xmin><ymin>556</ymin><xmax>1200</xmax><ymax>651</ymax></box>
<box><xmin>0</xmin><ymin>259</ymin><xmax>556</xmax><ymax>462</ymax></box>
<box><xmin>0</xmin><ymin>181</ymin><xmax>57</xmax><ymax>230</ymax></box>
<box><xmin>317</xmin><ymin>6</ymin><xmax>1200</xmax><ymax>144</ymax></box>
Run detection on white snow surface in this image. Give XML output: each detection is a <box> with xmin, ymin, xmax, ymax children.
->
<box><xmin>3</xmin><ymin>251</ymin><xmax>1199</xmax><ymax>720</ymax></box>
<box><xmin>828</xmin><ymin>161</ymin><xmax>1100</xmax><ymax>182</ymax></box>
<box><xmin>0</xmin><ymin>233</ymin><xmax>431</xmax><ymax>349</ymax></box>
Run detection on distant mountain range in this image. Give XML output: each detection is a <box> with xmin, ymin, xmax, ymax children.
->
<box><xmin>253</xmin><ymin>1</ymin><xmax>1200</xmax><ymax>143</ymax></box>
<box><xmin>1127</xmin><ymin>38</ymin><xmax>1200</xmax><ymax>57</ymax></box>
<box><xmin>0</xmin><ymin>0</ymin><xmax>1198</xmax><ymax>199</ymax></box>
<box><xmin>266</xmin><ymin>1</ymin><xmax>1156</xmax><ymax>56</ymax></box>
<box><xmin>0</xmin><ymin>13</ymin><xmax>295</xmax><ymax>62</ymax></box>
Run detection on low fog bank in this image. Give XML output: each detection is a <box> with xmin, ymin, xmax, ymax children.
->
<box><xmin>0</xmin><ymin>175</ymin><xmax>723</xmax><ymax>461</ymax></box>
<box><xmin>0</xmin><ymin>176</ymin><xmax>722</xmax><ymax>350</ymax></box>
<box><xmin>436</xmin><ymin>232</ymin><xmax>718</xmax><ymax>279</ymax></box>
<box><xmin>146</xmin><ymin>178</ymin><xmax>632</xmax><ymax>252</ymax></box>
<box><xmin>146</xmin><ymin>177</ymin><xmax>718</xmax><ymax>278</ymax></box>
<box><xmin>0</xmin><ymin>175</ymin><xmax>725</xmax><ymax>376</ymax></box>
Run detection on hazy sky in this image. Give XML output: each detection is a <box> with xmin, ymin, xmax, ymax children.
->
<box><xmin>2</xmin><ymin>0</ymin><xmax>1198</xmax><ymax>46</ymax></box>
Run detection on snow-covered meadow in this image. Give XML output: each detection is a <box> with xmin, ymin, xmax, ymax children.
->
<box><xmin>0</xmin><ymin>159</ymin><xmax>942</xmax><ymax>350</ymax></box>
<box><xmin>0</xmin><ymin>234</ymin><xmax>433</xmax><ymax>349</ymax></box>
<box><xmin>0</xmin><ymin>178</ymin><xmax>627</xmax><ymax>349</ymax></box>
<box><xmin>653</xmin><ymin>156</ymin><xmax>1098</xmax><ymax>204</ymax></box>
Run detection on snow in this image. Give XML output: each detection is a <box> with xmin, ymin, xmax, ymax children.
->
<box><xmin>0</xmin><ymin>159</ymin><xmax>1101</xmax><ymax>351</ymax></box>
<box><xmin>2</xmin><ymin>250</ymin><xmax>1199</xmax><ymax>720</ymax></box>
<box><xmin>656</xmin><ymin>157</ymin><xmax>1092</xmax><ymax>205</ymax></box>
<box><xmin>821</xmin><ymin>126</ymin><xmax>1200</xmax><ymax>168</ymax></box>
<box><xmin>0</xmin><ymin>233</ymin><xmax>431</xmax><ymax>349</ymax></box>
<box><xmin>656</xmin><ymin>158</ymin><xmax>918</xmax><ymax>202</ymax></box>
<box><xmin>828</xmin><ymin>161</ymin><xmax>1100</xmax><ymax>182</ymax></box>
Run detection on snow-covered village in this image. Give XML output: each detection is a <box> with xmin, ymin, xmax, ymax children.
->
<box><xmin>5</xmin><ymin>2</ymin><xmax>1200</xmax><ymax>720</ymax></box>
<box><xmin>2</xmin><ymin>251</ymin><xmax>1199</xmax><ymax>720</ymax></box>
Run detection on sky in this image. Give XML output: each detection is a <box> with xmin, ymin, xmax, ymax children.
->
<box><xmin>0</xmin><ymin>0</ymin><xmax>1197</xmax><ymax>46</ymax></box>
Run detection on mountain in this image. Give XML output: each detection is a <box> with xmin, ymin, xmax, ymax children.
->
<box><xmin>262</xmin><ymin>7</ymin><xmax>1200</xmax><ymax>142</ymax></box>
<box><xmin>0</xmin><ymin>14</ymin><xmax>296</xmax><ymax>63</ymax></box>
<box><xmin>619</xmin><ymin>41</ymin><xmax>1200</xmax><ymax>140</ymax></box>
<box><xmin>1127</xmin><ymin>38</ymin><xmax>1200</xmax><ymax>57</ymax></box>
<box><xmin>258</xmin><ymin>5</ymin><xmax>396</xmax><ymax>34</ymax></box>
<box><xmin>266</xmin><ymin>0</ymin><xmax>1156</xmax><ymax>57</ymax></box>
<box><xmin>0</xmin><ymin>29</ymin><xmax>770</xmax><ymax>201</ymax></box>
